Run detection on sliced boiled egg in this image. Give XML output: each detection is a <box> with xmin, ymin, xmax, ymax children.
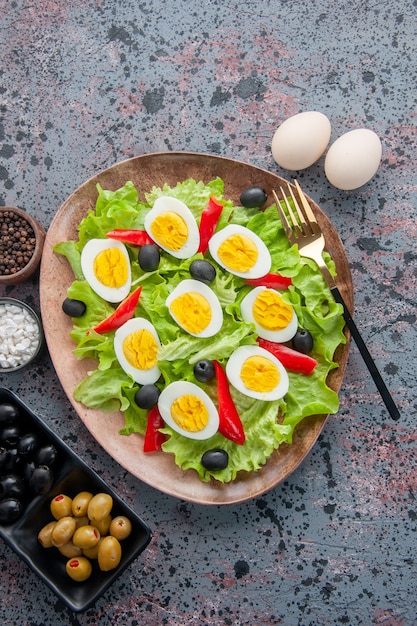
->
<box><xmin>144</xmin><ymin>196</ymin><xmax>200</xmax><ymax>259</ymax></box>
<box><xmin>208</xmin><ymin>224</ymin><xmax>271</xmax><ymax>279</ymax></box>
<box><xmin>158</xmin><ymin>381</ymin><xmax>220</xmax><ymax>440</ymax></box>
<box><xmin>81</xmin><ymin>238</ymin><xmax>131</xmax><ymax>303</ymax></box>
<box><xmin>114</xmin><ymin>318</ymin><xmax>161</xmax><ymax>384</ymax></box>
<box><xmin>166</xmin><ymin>278</ymin><xmax>223</xmax><ymax>338</ymax></box>
<box><xmin>226</xmin><ymin>345</ymin><xmax>289</xmax><ymax>401</ymax></box>
<box><xmin>240</xmin><ymin>286</ymin><xmax>298</xmax><ymax>342</ymax></box>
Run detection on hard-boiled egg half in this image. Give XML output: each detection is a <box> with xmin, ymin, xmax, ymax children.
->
<box><xmin>208</xmin><ymin>224</ymin><xmax>271</xmax><ymax>279</ymax></box>
<box><xmin>166</xmin><ymin>278</ymin><xmax>223</xmax><ymax>338</ymax></box>
<box><xmin>226</xmin><ymin>345</ymin><xmax>289</xmax><ymax>401</ymax></box>
<box><xmin>240</xmin><ymin>286</ymin><xmax>298</xmax><ymax>342</ymax></box>
<box><xmin>158</xmin><ymin>381</ymin><xmax>219</xmax><ymax>440</ymax></box>
<box><xmin>144</xmin><ymin>196</ymin><xmax>200</xmax><ymax>259</ymax></box>
<box><xmin>114</xmin><ymin>318</ymin><xmax>161</xmax><ymax>384</ymax></box>
<box><xmin>81</xmin><ymin>238</ymin><xmax>132</xmax><ymax>303</ymax></box>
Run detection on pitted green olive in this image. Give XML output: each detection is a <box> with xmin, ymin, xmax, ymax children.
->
<box><xmin>91</xmin><ymin>513</ymin><xmax>112</xmax><ymax>536</ymax></box>
<box><xmin>51</xmin><ymin>516</ymin><xmax>77</xmax><ymax>547</ymax></box>
<box><xmin>38</xmin><ymin>520</ymin><xmax>57</xmax><ymax>548</ymax></box>
<box><xmin>72</xmin><ymin>524</ymin><xmax>100</xmax><ymax>550</ymax></box>
<box><xmin>72</xmin><ymin>491</ymin><xmax>93</xmax><ymax>517</ymax></box>
<box><xmin>83</xmin><ymin>537</ymin><xmax>103</xmax><ymax>560</ymax></box>
<box><xmin>109</xmin><ymin>516</ymin><xmax>132</xmax><ymax>540</ymax></box>
<box><xmin>58</xmin><ymin>541</ymin><xmax>83</xmax><ymax>558</ymax></box>
<box><xmin>98</xmin><ymin>535</ymin><xmax>122</xmax><ymax>571</ymax></box>
<box><xmin>50</xmin><ymin>494</ymin><xmax>73</xmax><ymax>520</ymax></box>
<box><xmin>87</xmin><ymin>493</ymin><xmax>113</xmax><ymax>522</ymax></box>
<box><xmin>66</xmin><ymin>556</ymin><xmax>92</xmax><ymax>582</ymax></box>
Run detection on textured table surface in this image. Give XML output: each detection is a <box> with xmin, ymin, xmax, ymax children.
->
<box><xmin>1</xmin><ymin>1</ymin><xmax>416</xmax><ymax>624</ymax></box>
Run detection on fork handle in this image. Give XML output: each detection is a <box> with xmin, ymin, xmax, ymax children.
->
<box><xmin>330</xmin><ymin>286</ymin><xmax>400</xmax><ymax>421</ymax></box>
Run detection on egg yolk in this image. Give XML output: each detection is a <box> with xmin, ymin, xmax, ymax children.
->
<box><xmin>169</xmin><ymin>292</ymin><xmax>212</xmax><ymax>334</ymax></box>
<box><xmin>240</xmin><ymin>355</ymin><xmax>280</xmax><ymax>393</ymax></box>
<box><xmin>217</xmin><ymin>234</ymin><xmax>258</xmax><ymax>272</ymax></box>
<box><xmin>252</xmin><ymin>290</ymin><xmax>293</xmax><ymax>331</ymax></box>
<box><xmin>93</xmin><ymin>247</ymin><xmax>129</xmax><ymax>288</ymax></box>
<box><xmin>122</xmin><ymin>329</ymin><xmax>159</xmax><ymax>370</ymax></box>
<box><xmin>170</xmin><ymin>394</ymin><xmax>209</xmax><ymax>432</ymax></box>
<box><xmin>150</xmin><ymin>211</ymin><xmax>188</xmax><ymax>251</ymax></box>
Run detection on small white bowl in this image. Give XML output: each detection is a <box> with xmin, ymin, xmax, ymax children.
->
<box><xmin>0</xmin><ymin>297</ymin><xmax>44</xmax><ymax>372</ymax></box>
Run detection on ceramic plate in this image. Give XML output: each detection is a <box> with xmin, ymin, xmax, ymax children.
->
<box><xmin>40</xmin><ymin>152</ymin><xmax>353</xmax><ymax>505</ymax></box>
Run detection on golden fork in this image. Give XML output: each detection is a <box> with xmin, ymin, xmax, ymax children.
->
<box><xmin>273</xmin><ymin>180</ymin><xmax>400</xmax><ymax>421</ymax></box>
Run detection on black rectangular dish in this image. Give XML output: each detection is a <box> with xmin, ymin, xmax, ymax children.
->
<box><xmin>0</xmin><ymin>387</ymin><xmax>152</xmax><ymax>612</ymax></box>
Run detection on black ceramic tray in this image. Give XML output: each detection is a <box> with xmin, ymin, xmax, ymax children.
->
<box><xmin>0</xmin><ymin>387</ymin><xmax>152</xmax><ymax>612</ymax></box>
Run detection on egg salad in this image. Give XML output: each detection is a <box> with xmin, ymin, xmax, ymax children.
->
<box><xmin>54</xmin><ymin>177</ymin><xmax>346</xmax><ymax>483</ymax></box>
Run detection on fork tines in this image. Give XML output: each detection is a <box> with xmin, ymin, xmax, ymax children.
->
<box><xmin>273</xmin><ymin>180</ymin><xmax>319</xmax><ymax>238</ymax></box>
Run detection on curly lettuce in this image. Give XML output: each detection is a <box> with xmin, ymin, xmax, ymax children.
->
<box><xmin>54</xmin><ymin>178</ymin><xmax>346</xmax><ymax>483</ymax></box>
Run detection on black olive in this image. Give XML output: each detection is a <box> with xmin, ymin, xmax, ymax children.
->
<box><xmin>240</xmin><ymin>186</ymin><xmax>268</xmax><ymax>209</ymax></box>
<box><xmin>135</xmin><ymin>384</ymin><xmax>161</xmax><ymax>409</ymax></box>
<box><xmin>0</xmin><ymin>498</ymin><xmax>23</xmax><ymax>524</ymax></box>
<box><xmin>0</xmin><ymin>424</ymin><xmax>21</xmax><ymax>447</ymax></box>
<box><xmin>0</xmin><ymin>403</ymin><xmax>19</xmax><ymax>425</ymax></box>
<box><xmin>0</xmin><ymin>474</ymin><xmax>26</xmax><ymax>499</ymax></box>
<box><xmin>17</xmin><ymin>432</ymin><xmax>40</xmax><ymax>457</ymax></box>
<box><xmin>201</xmin><ymin>449</ymin><xmax>229</xmax><ymax>471</ymax></box>
<box><xmin>62</xmin><ymin>297</ymin><xmax>86</xmax><ymax>317</ymax></box>
<box><xmin>189</xmin><ymin>259</ymin><xmax>216</xmax><ymax>284</ymax></box>
<box><xmin>194</xmin><ymin>360</ymin><xmax>215</xmax><ymax>383</ymax></box>
<box><xmin>22</xmin><ymin>460</ymin><xmax>36</xmax><ymax>483</ymax></box>
<box><xmin>29</xmin><ymin>465</ymin><xmax>54</xmax><ymax>495</ymax></box>
<box><xmin>292</xmin><ymin>329</ymin><xmax>314</xmax><ymax>354</ymax></box>
<box><xmin>4</xmin><ymin>448</ymin><xmax>21</xmax><ymax>473</ymax></box>
<box><xmin>138</xmin><ymin>244</ymin><xmax>160</xmax><ymax>272</ymax></box>
<box><xmin>35</xmin><ymin>443</ymin><xmax>58</xmax><ymax>467</ymax></box>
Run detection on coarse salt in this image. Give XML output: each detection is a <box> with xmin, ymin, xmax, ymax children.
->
<box><xmin>0</xmin><ymin>301</ymin><xmax>41</xmax><ymax>370</ymax></box>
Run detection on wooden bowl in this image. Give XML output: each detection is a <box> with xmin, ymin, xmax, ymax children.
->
<box><xmin>0</xmin><ymin>207</ymin><xmax>45</xmax><ymax>285</ymax></box>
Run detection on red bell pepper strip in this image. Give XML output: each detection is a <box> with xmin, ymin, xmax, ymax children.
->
<box><xmin>106</xmin><ymin>229</ymin><xmax>154</xmax><ymax>246</ymax></box>
<box><xmin>197</xmin><ymin>196</ymin><xmax>224</xmax><ymax>254</ymax></box>
<box><xmin>143</xmin><ymin>405</ymin><xmax>168</xmax><ymax>452</ymax></box>
<box><xmin>213</xmin><ymin>360</ymin><xmax>245</xmax><ymax>445</ymax></box>
<box><xmin>92</xmin><ymin>286</ymin><xmax>142</xmax><ymax>334</ymax></box>
<box><xmin>245</xmin><ymin>273</ymin><xmax>292</xmax><ymax>290</ymax></box>
<box><xmin>257</xmin><ymin>338</ymin><xmax>318</xmax><ymax>375</ymax></box>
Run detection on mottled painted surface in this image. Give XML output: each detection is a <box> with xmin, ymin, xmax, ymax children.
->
<box><xmin>0</xmin><ymin>0</ymin><xmax>416</xmax><ymax>624</ymax></box>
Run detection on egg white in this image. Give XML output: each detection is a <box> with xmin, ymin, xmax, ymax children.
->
<box><xmin>144</xmin><ymin>196</ymin><xmax>200</xmax><ymax>259</ymax></box>
<box><xmin>208</xmin><ymin>224</ymin><xmax>271</xmax><ymax>279</ymax></box>
<box><xmin>81</xmin><ymin>238</ymin><xmax>132</xmax><ymax>303</ymax></box>
<box><xmin>165</xmin><ymin>278</ymin><xmax>223</xmax><ymax>338</ymax></box>
<box><xmin>114</xmin><ymin>318</ymin><xmax>161</xmax><ymax>384</ymax></box>
<box><xmin>240</xmin><ymin>286</ymin><xmax>298</xmax><ymax>342</ymax></box>
<box><xmin>158</xmin><ymin>381</ymin><xmax>220</xmax><ymax>440</ymax></box>
<box><xmin>226</xmin><ymin>345</ymin><xmax>289</xmax><ymax>401</ymax></box>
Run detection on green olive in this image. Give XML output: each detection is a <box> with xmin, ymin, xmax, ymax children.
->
<box><xmin>58</xmin><ymin>541</ymin><xmax>83</xmax><ymax>558</ymax></box>
<box><xmin>74</xmin><ymin>514</ymin><xmax>90</xmax><ymax>529</ymax></box>
<box><xmin>51</xmin><ymin>516</ymin><xmax>77</xmax><ymax>547</ymax></box>
<box><xmin>72</xmin><ymin>491</ymin><xmax>93</xmax><ymax>517</ymax></box>
<box><xmin>37</xmin><ymin>521</ymin><xmax>57</xmax><ymax>548</ymax></box>
<box><xmin>83</xmin><ymin>537</ymin><xmax>103</xmax><ymax>560</ymax></box>
<box><xmin>50</xmin><ymin>494</ymin><xmax>73</xmax><ymax>520</ymax></box>
<box><xmin>98</xmin><ymin>535</ymin><xmax>122</xmax><ymax>571</ymax></box>
<box><xmin>87</xmin><ymin>493</ymin><xmax>113</xmax><ymax>522</ymax></box>
<box><xmin>66</xmin><ymin>556</ymin><xmax>92</xmax><ymax>582</ymax></box>
<box><xmin>72</xmin><ymin>524</ymin><xmax>101</xmax><ymax>550</ymax></box>
<box><xmin>91</xmin><ymin>513</ymin><xmax>112</xmax><ymax>536</ymax></box>
<box><xmin>109</xmin><ymin>516</ymin><xmax>132</xmax><ymax>540</ymax></box>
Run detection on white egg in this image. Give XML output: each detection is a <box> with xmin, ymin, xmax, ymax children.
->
<box><xmin>166</xmin><ymin>278</ymin><xmax>223</xmax><ymax>338</ymax></box>
<box><xmin>208</xmin><ymin>224</ymin><xmax>271</xmax><ymax>279</ymax></box>
<box><xmin>81</xmin><ymin>238</ymin><xmax>131</xmax><ymax>303</ymax></box>
<box><xmin>240</xmin><ymin>286</ymin><xmax>298</xmax><ymax>342</ymax></box>
<box><xmin>144</xmin><ymin>196</ymin><xmax>200</xmax><ymax>259</ymax></box>
<box><xmin>114</xmin><ymin>317</ymin><xmax>161</xmax><ymax>384</ymax></box>
<box><xmin>226</xmin><ymin>345</ymin><xmax>289</xmax><ymax>401</ymax></box>
<box><xmin>271</xmin><ymin>111</ymin><xmax>331</xmax><ymax>171</ymax></box>
<box><xmin>324</xmin><ymin>128</ymin><xmax>382</xmax><ymax>190</ymax></box>
<box><xmin>158</xmin><ymin>381</ymin><xmax>220</xmax><ymax>440</ymax></box>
